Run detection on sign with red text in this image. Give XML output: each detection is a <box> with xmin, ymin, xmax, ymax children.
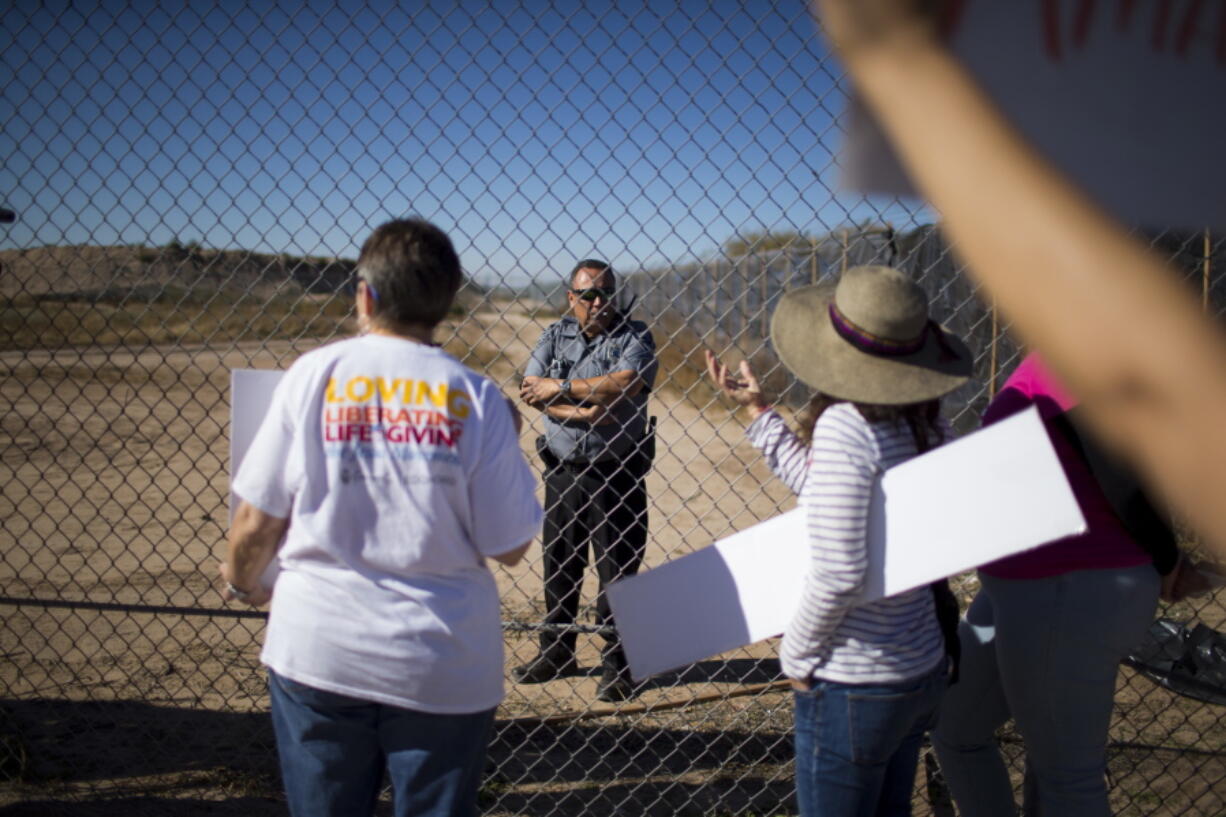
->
<box><xmin>843</xmin><ymin>1</ymin><xmax>1226</xmax><ymax>229</ymax></box>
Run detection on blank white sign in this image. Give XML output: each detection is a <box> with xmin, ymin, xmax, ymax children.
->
<box><xmin>230</xmin><ymin>368</ymin><xmax>286</xmax><ymax>589</ymax></box>
<box><xmin>607</xmin><ymin>406</ymin><xmax>1086</xmax><ymax>680</ymax></box>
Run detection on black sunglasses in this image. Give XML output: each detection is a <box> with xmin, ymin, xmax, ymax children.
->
<box><xmin>571</xmin><ymin>287</ymin><xmax>615</xmax><ymax>302</ymax></box>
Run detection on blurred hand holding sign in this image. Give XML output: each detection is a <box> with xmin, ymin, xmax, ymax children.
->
<box><xmin>607</xmin><ymin>407</ymin><xmax>1086</xmax><ymax>681</ymax></box>
<box><xmin>842</xmin><ymin>0</ymin><xmax>1226</xmax><ymax>230</ymax></box>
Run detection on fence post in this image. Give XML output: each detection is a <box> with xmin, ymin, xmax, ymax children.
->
<box><xmin>989</xmin><ymin>300</ymin><xmax>999</xmax><ymax>400</ymax></box>
<box><xmin>755</xmin><ymin>251</ymin><xmax>765</xmax><ymax>333</ymax></box>
<box><xmin>1205</xmin><ymin>228</ymin><xmax>1212</xmax><ymax>313</ymax></box>
<box><xmin>739</xmin><ymin>256</ymin><xmax>749</xmax><ymax>341</ymax></box>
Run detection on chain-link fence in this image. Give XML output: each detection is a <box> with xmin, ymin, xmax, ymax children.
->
<box><xmin>3</xmin><ymin>3</ymin><xmax>1225</xmax><ymax>815</ymax></box>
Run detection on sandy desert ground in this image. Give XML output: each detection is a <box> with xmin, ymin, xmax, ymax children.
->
<box><xmin>2</xmin><ymin>299</ymin><xmax>1224</xmax><ymax>815</ymax></box>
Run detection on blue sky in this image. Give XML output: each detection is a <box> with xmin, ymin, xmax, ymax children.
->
<box><xmin>1</xmin><ymin>0</ymin><xmax>927</xmax><ymax>287</ymax></box>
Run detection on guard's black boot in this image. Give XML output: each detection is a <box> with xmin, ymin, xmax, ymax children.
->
<box><xmin>595</xmin><ymin>644</ymin><xmax>639</xmax><ymax>702</ymax></box>
<box><xmin>511</xmin><ymin>646</ymin><xmax>578</xmax><ymax>684</ymax></box>
<box><xmin>595</xmin><ymin>665</ymin><xmax>637</xmax><ymax>702</ymax></box>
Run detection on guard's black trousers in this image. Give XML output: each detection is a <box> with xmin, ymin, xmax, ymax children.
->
<box><xmin>538</xmin><ymin>454</ymin><xmax>648</xmax><ymax>672</ymax></box>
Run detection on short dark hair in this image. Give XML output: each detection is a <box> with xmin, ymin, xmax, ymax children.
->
<box><xmin>356</xmin><ymin>219</ymin><xmax>462</xmax><ymax>328</ymax></box>
<box><xmin>569</xmin><ymin>259</ymin><xmax>613</xmax><ymax>287</ymax></box>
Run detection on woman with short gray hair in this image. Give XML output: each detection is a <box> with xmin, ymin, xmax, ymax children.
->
<box><xmin>221</xmin><ymin>218</ymin><xmax>542</xmax><ymax>817</ymax></box>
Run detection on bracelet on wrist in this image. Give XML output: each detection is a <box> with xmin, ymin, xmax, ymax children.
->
<box><xmin>225</xmin><ymin>581</ymin><xmax>254</xmax><ymax>602</ymax></box>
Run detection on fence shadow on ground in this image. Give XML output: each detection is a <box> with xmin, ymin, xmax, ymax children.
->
<box><xmin>0</xmin><ymin>688</ymin><xmax>799</xmax><ymax>817</ymax></box>
<box><xmin>483</xmin><ymin>776</ymin><xmax>797</xmax><ymax>817</ymax></box>
<box><xmin>0</xmin><ymin>698</ymin><xmax>286</xmax><ymax>816</ymax></box>
<box><xmin>487</xmin><ymin>717</ymin><xmax>795</xmax><ymax>817</ymax></box>
<box><xmin>0</xmin><ymin>698</ymin><xmax>276</xmax><ymax>786</ymax></box>
<box><xmin>646</xmin><ymin>656</ymin><xmax>785</xmax><ymax>688</ymax></box>
<box><xmin>0</xmin><ymin>796</ymin><xmax>282</xmax><ymax>817</ymax></box>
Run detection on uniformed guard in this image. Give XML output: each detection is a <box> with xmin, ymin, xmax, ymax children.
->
<box><xmin>517</xmin><ymin>259</ymin><xmax>657</xmax><ymax>701</ymax></box>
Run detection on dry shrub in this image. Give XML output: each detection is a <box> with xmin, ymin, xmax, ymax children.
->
<box><xmin>1</xmin><ymin>290</ymin><xmax>353</xmax><ymax>350</ymax></box>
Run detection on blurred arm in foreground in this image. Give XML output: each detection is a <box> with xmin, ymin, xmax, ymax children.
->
<box><xmin>811</xmin><ymin>0</ymin><xmax>1226</xmax><ymax>557</ymax></box>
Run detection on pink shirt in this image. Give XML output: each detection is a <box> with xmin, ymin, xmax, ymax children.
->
<box><xmin>979</xmin><ymin>354</ymin><xmax>1150</xmax><ymax>579</ymax></box>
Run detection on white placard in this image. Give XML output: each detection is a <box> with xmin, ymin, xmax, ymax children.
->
<box><xmin>230</xmin><ymin>368</ymin><xmax>285</xmax><ymax>589</ymax></box>
<box><xmin>842</xmin><ymin>2</ymin><xmax>1226</xmax><ymax>230</ymax></box>
<box><xmin>607</xmin><ymin>406</ymin><xmax>1086</xmax><ymax>680</ymax></box>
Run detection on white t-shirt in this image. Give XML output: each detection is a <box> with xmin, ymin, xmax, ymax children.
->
<box><xmin>233</xmin><ymin>334</ymin><xmax>542</xmax><ymax>714</ymax></box>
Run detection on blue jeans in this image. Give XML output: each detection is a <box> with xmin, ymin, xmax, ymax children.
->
<box><xmin>268</xmin><ymin>670</ymin><xmax>495</xmax><ymax>817</ymax></box>
<box><xmin>793</xmin><ymin>663</ymin><xmax>947</xmax><ymax>817</ymax></box>
<box><xmin>930</xmin><ymin>566</ymin><xmax>1159</xmax><ymax>817</ymax></box>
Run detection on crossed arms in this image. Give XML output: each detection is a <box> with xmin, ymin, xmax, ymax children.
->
<box><xmin>520</xmin><ymin>369</ymin><xmax>646</xmax><ymax>425</ymax></box>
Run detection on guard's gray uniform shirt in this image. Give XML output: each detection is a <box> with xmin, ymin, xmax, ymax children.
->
<box><xmin>524</xmin><ymin>314</ymin><xmax>657</xmax><ymax>464</ymax></box>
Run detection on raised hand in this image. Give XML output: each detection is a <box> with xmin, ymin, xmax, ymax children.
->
<box><xmin>704</xmin><ymin>350</ymin><xmax>769</xmax><ymax>415</ymax></box>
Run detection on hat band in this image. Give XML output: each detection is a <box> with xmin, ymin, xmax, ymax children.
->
<box><xmin>828</xmin><ymin>302</ymin><xmax>926</xmax><ymax>357</ymax></box>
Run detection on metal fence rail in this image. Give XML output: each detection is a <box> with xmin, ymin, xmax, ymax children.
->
<box><xmin>3</xmin><ymin>3</ymin><xmax>1225</xmax><ymax>815</ymax></box>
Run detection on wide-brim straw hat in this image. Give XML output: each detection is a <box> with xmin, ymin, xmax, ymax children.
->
<box><xmin>770</xmin><ymin>265</ymin><xmax>973</xmax><ymax>405</ymax></box>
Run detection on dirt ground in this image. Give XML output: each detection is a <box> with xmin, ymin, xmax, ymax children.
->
<box><xmin>2</xmin><ymin>300</ymin><xmax>1225</xmax><ymax>815</ymax></box>
<box><xmin>0</xmin><ymin>300</ymin><xmax>805</xmax><ymax>814</ymax></box>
